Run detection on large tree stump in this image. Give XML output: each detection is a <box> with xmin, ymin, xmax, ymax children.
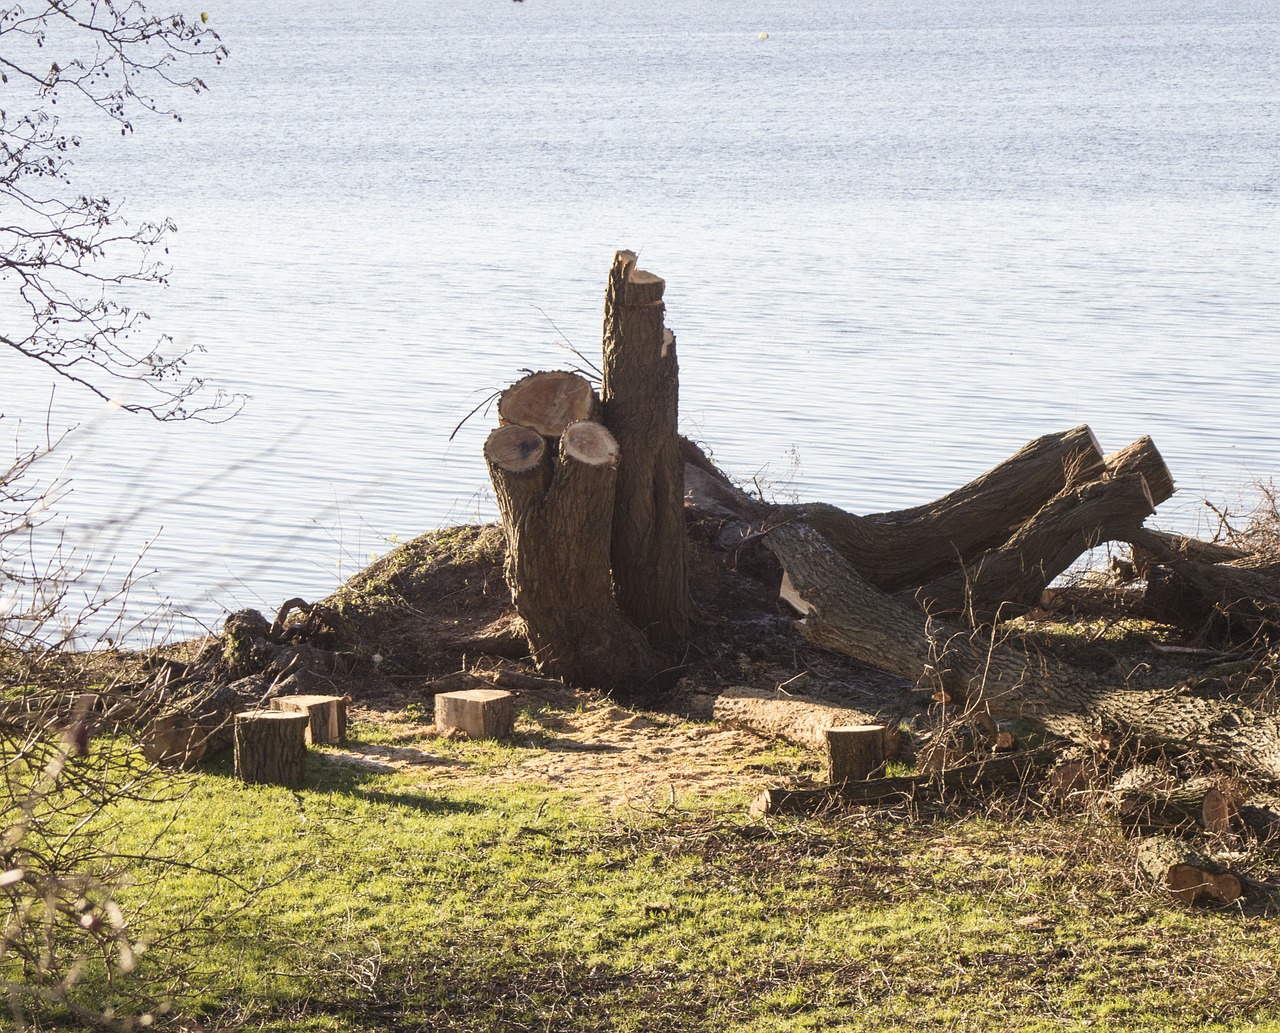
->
<box><xmin>825</xmin><ymin>725</ymin><xmax>887</xmax><ymax>782</ymax></box>
<box><xmin>601</xmin><ymin>250</ymin><xmax>692</xmax><ymax>650</ymax></box>
<box><xmin>485</xmin><ymin>420</ymin><xmax>660</xmax><ymax>691</ymax></box>
<box><xmin>434</xmin><ymin>688</ymin><xmax>516</xmax><ymax>740</ymax></box>
<box><xmin>234</xmin><ymin>710</ymin><xmax>308</xmax><ymax>786</ymax></box>
<box><xmin>271</xmin><ymin>694</ymin><xmax>348</xmax><ymax>745</ymax></box>
<box><xmin>711</xmin><ymin>685</ymin><xmax>905</xmax><ymax>756</ymax></box>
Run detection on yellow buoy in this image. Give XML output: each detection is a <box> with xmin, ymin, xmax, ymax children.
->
<box><xmin>759</xmin><ymin>32</ymin><xmax>768</xmax><ymax>40</ymax></box>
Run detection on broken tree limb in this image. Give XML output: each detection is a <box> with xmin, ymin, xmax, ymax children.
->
<box><xmin>498</xmin><ymin>371</ymin><xmax>599</xmax><ymax>438</ymax></box>
<box><xmin>601</xmin><ymin>250</ymin><xmax>692</xmax><ymax>650</ymax></box>
<box><xmin>765</xmin><ymin>522</ymin><xmax>1280</xmax><ymax>781</ymax></box>
<box><xmin>1102</xmin><ymin>436</ymin><xmax>1175</xmax><ymax>506</ymax></box>
<box><xmin>912</xmin><ymin>473</ymin><xmax>1156</xmax><ymax>620</ymax></box>
<box><xmin>485</xmin><ymin>421</ymin><xmax>661</xmax><ymax>692</ymax></box>
<box><xmin>749</xmin><ymin>747</ymin><xmax>1054</xmax><ymax>818</ymax></box>
<box><xmin>771</xmin><ymin>425</ymin><xmax>1106</xmax><ymax>592</ymax></box>
<box><xmin>711</xmin><ymin>685</ymin><xmax>905</xmax><ymax>755</ymax></box>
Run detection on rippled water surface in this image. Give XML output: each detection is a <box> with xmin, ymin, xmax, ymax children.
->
<box><xmin>4</xmin><ymin>0</ymin><xmax>1278</xmax><ymax>639</ymax></box>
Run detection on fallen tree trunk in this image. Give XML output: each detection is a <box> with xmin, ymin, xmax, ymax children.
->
<box><xmin>766</xmin><ymin>522</ymin><xmax>1280</xmax><ymax>781</ymax></box>
<box><xmin>1134</xmin><ymin>835</ymin><xmax>1243</xmax><ymax>905</ymax></box>
<box><xmin>711</xmin><ymin>685</ymin><xmax>905</xmax><ymax>755</ymax></box>
<box><xmin>773</xmin><ymin>425</ymin><xmax>1105</xmax><ymax>592</ymax></box>
<box><xmin>601</xmin><ymin>250</ymin><xmax>692</xmax><ymax>650</ymax></box>
<box><xmin>749</xmin><ymin>747</ymin><xmax>1054</xmax><ymax>817</ymax></box>
<box><xmin>485</xmin><ymin>422</ymin><xmax>661</xmax><ymax>692</ymax></box>
<box><xmin>911</xmin><ymin>472</ymin><xmax>1156</xmax><ymax>621</ymax></box>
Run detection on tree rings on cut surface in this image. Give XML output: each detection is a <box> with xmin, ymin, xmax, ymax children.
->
<box><xmin>484</xmin><ymin>424</ymin><xmax>546</xmax><ymax>473</ymax></box>
<box><xmin>498</xmin><ymin>370</ymin><xmax>598</xmax><ymax>438</ymax></box>
<box><xmin>562</xmin><ymin>420</ymin><xmax>618</xmax><ymax>467</ymax></box>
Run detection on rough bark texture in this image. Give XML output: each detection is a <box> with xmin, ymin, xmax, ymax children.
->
<box><xmin>485</xmin><ymin>421</ymin><xmax>660</xmax><ymax>692</ymax></box>
<box><xmin>498</xmin><ymin>371</ymin><xmax>599</xmax><ymax>437</ymax></box>
<box><xmin>1115</xmin><ymin>773</ymin><xmax>1245</xmax><ymax>836</ymax></box>
<box><xmin>234</xmin><ymin>710</ymin><xmax>309</xmax><ymax>786</ymax></box>
<box><xmin>773</xmin><ymin>426</ymin><xmax>1105</xmax><ymax>592</ymax></box>
<box><xmin>1134</xmin><ymin>835</ymin><xmax>1243</xmax><ymax>905</ymax></box>
<box><xmin>826</xmin><ymin>725</ymin><xmax>887</xmax><ymax>782</ymax></box>
<box><xmin>767</xmin><ymin>522</ymin><xmax>1280</xmax><ymax>781</ymax></box>
<box><xmin>434</xmin><ymin>688</ymin><xmax>516</xmax><ymax>740</ymax></box>
<box><xmin>711</xmin><ymin>685</ymin><xmax>904</xmax><ymax>755</ymax></box>
<box><xmin>601</xmin><ymin>250</ymin><xmax>692</xmax><ymax>650</ymax></box>
<box><xmin>1102</xmin><ymin>436</ymin><xmax>1175</xmax><ymax>505</ymax></box>
<box><xmin>271</xmin><ymin>694</ymin><xmax>348</xmax><ymax>745</ymax></box>
<box><xmin>912</xmin><ymin>473</ymin><xmax>1155</xmax><ymax>620</ymax></box>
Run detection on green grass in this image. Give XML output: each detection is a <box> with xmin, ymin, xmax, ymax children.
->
<box><xmin>9</xmin><ymin>729</ymin><xmax>1280</xmax><ymax>1033</ymax></box>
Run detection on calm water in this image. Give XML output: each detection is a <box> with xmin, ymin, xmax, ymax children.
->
<box><xmin>3</xmin><ymin>0</ymin><xmax>1278</xmax><ymax>641</ymax></box>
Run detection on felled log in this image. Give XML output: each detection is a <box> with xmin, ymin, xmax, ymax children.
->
<box><xmin>435</xmin><ymin>688</ymin><xmax>516</xmax><ymax>740</ymax></box>
<box><xmin>1102</xmin><ymin>436</ymin><xmax>1175</xmax><ymax>505</ymax></box>
<box><xmin>271</xmin><ymin>694</ymin><xmax>348</xmax><ymax>745</ymax></box>
<box><xmin>774</xmin><ymin>425</ymin><xmax>1105</xmax><ymax>592</ymax></box>
<box><xmin>498</xmin><ymin>371</ymin><xmax>599</xmax><ymax>437</ymax></box>
<box><xmin>601</xmin><ymin>250</ymin><xmax>692</xmax><ymax>649</ymax></box>
<box><xmin>485</xmin><ymin>421</ymin><xmax>660</xmax><ymax>691</ymax></box>
<box><xmin>1130</xmin><ymin>529</ymin><xmax>1246</xmax><ymax>577</ymax></box>
<box><xmin>1134</xmin><ymin>835</ymin><xmax>1243</xmax><ymax>905</ymax></box>
<box><xmin>711</xmin><ymin>685</ymin><xmax>903</xmax><ymax>756</ymax></box>
<box><xmin>1115</xmin><ymin>772</ymin><xmax>1245</xmax><ymax>836</ymax></box>
<box><xmin>912</xmin><ymin>472</ymin><xmax>1155</xmax><ymax>621</ymax></box>
<box><xmin>766</xmin><ymin>522</ymin><xmax>1280</xmax><ymax>781</ymax></box>
<box><xmin>826</xmin><ymin>725</ymin><xmax>887</xmax><ymax>782</ymax></box>
<box><xmin>749</xmin><ymin>747</ymin><xmax>1053</xmax><ymax>818</ymax></box>
<box><xmin>234</xmin><ymin>710</ymin><xmax>309</xmax><ymax>787</ymax></box>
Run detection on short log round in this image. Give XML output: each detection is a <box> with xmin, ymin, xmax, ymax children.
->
<box><xmin>825</xmin><ymin>724</ymin><xmax>887</xmax><ymax>783</ymax></box>
<box><xmin>234</xmin><ymin>710</ymin><xmax>309</xmax><ymax>787</ymax></box>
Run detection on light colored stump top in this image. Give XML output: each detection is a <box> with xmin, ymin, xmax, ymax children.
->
<box><xmin>274</xmin><ymin>694</ymin><xmax>345</xmax><ymax>708</ymax></box>
<box><xmin>437</xmin><ymin>688</ymin><xmax>513</xmax><ymax>705</ymax></box>
<box><xmin>236</xmin><ymin>709</ymin><xmax>309</xmax><ymax>723</ymax></box>
<box><xmin>484</xmin><ymin>424</ymin><xmax>546</xmax><ymax>473</ymax></box>
<box><xmin>827</xmin><ymin>724</ymin><xmax>887</xmax><ymax>735</ymax></box>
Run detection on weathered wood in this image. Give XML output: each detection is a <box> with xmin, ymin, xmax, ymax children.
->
<box><xmin>825</xmin><ymin>725</ymin><xmax>887</xmax><ymax>782</ymax></box>
<box><xmin>1134</xmin><ymin>835</ymin><xmax>1243</xmax><ymax>905</ymax></box>
<box><xmin>1102</xmin><ymin>436</ymin><xmax>1175</xmax><ymax>506</ymax></box>
<box><xmin>912</xmin><ymin>472</ymin><xmax>1155</xmax><ymax>620</ymax></box>
<box><xmin>601</xmin><ymin>250</ymin><xmax>692</xmax><ymax>650</ymax></box>
<box><xmin>434</xmin><ymin>688</ymin><xmax>516</xmax><ymax>740</ymax></box>
<box><xmin>485</xmin><ymin>420</ymin><xmax>660</xmax><ymax>691</ymax></box>
<box><xmin>766</xmin><ymin>522</ymin><xmax>1280</xmax><ymax>781</ymax></box>
<box><xmin>711</xmin><ymin>685</ymin><xmax>903</xmax><ymax>756</ymax></box>
<box><xmin>234</xmin><ymin>710</ymin><xmax>308</xmax><ymax>786</ymax></box>
<box><xmin>773</xmin><ymin>426</ymin><xmax>1106</xmax><ymax>593</ymax></box>
<box><xmin>1113</xmin><ymin>768</ymin><xmax>1244</xmax><ymax>835</ymax></box>
<box><xmin>498</xmin><ymin>371</ymin><xmax>599</xmax><ymax>438</ymax></box>
<box><xmin>139</xmin><ymin>712</ymin><xmax>208</xmax><ymax>769</ymax></box>
<box><xmin>271</xmin><ymin>694</ymin><xmax>347</xmax><ymax>745</ymax></box>
<box><xmin>749</xmin><ymin>748</ymin><xmax>1053</xmax><ymax>818</ymax></box>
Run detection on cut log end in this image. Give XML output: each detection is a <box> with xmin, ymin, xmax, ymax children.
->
<box><xmin>497</xmin><ymin>371</ymin><xmax>598</xmax><ymax>438</ymax></box>
<box><xmin>484</xmin><ymin>424</ymin><xmax>547</xmax><ymax>473</ymax></box>
<box><xmin>562</xmin><ymin>420</ymin><xmax>619</xmax><ymax>467</ymax></box>
<box><xmin>624</xmin><ymin>269</ymin><xmax>666</xmax><ymax>307</ymax></box>
<box><xmin>1104</xmin><ymin>436</ymin><xmax>1175</xmax><ymax>506</ymax></box>
<box><xmin>435</xmin><ymin>688</ymin><xmax>516</xmax><ymax>740</ymax></box>
<box><xmin>1167</xmin><ymin>865</ymin><xmax>1243</xmax><ymax>906</ymax></box>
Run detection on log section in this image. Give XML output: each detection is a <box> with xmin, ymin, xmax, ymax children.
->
<box><xmin>826</xmin><ymin>725</ymin><xmax>887</xmax><ymax>782</ymax></box>
<box><xmin>601</xmin><ymin>250</ymin><xmax>692</xmax><ymax>649</ymax></box>
<box><xmin>435</xmin><ymin>688</ymin><xmax>515</xmax><ymax>740</ymax></box>
<box><xmin>271</xmin><ymin>694</ymin><xmax>348</xmax><ymax>745</ymax></box>
<box><xmin>234</xmin><ymin>710</ymin><xmax>309</xmax><ymax>787</ymax></box>
<box><xmin>498</xmin><ymin>371</ymin><xmax>599</xmax><ymax>438</ymax></box>
<box><xmin>711</xmin><ymin>685</ymin><xmax>903</xmax><ymax>756</ymax></box>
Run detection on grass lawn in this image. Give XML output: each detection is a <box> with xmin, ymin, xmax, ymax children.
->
<box><xmin>14</xmin><ymin>713</ymin><xmax>1278</xmax><ymax>1033</ymax></box>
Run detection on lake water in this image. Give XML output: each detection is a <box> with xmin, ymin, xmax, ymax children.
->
<box><xmin>3</xmin><ymin>0</ymin><xmax>1278</xmax><ymax>643</ymax></box>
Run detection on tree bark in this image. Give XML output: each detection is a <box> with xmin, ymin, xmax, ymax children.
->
<box><xmin>485</xmin><ymin>421</ymin><xmax>661</xmax><ymax>692</ymax></box>
<box><xmin>912</xmin><ymin>473</ymin><xmax>1155</xmax><ymax>620</ymax></box>
<box><xmin>769</xmin><ymin>426</ymin><xmax>1105</xmax><ymax>593</ymax></box>
<box><xmin>234</xmin><ymin>710</ymin><xmax>309</xmax><ymax>787</ymax></box>
<box><xmin>766</xmin><ymin>522</ymin><xmax>1280</xmax><ymax>781</ymax></box>
<box><xmin>826</xmin><ymin>725</ymin><xmax>887</xmax><ymax>782</ymax></box>
<box><xmin>711</xmin><ymin>685</ymin><xmax>905</xmax><ymax>755</ymax></box>
<box><xmin>1102</xmin><ymin>436</ymin><xmax>1175</xmax><ymax>505</ymax></box>
<box><xmin>498</xmin><ymin>371</ymin><xmax>599</xmax><ymax>438</ymax></box>
<box><xmin>1134</xmin><ymin>835</ymin><xmax>1243</xmax><ymax>905</ymax></box>
<box><xmin>601</xmin><ymin>250</ymin><xmax>692</xmax><ymax>650</ymax></box>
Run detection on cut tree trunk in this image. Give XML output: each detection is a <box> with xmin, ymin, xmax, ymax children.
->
<box><xmin>434</xmin><ymin>688</ymin><xmax>516</xmax><ymax>740</ymax></box>
<box><xmin>498</xmin><ymin>371</ymin><xmax>599</xmax><ymax>437</ymax></box>
<box><xmin>772</xmin><ymin>425</ymin><xmax>1105</xmax><ymax>592</ymax></box>
<box><xmin>271</xmin><ymin>694</ymin><xmax>348</xmax><ymax>745</ymax></box>
<box><xmin>826</xmin><ymin>725</ymin><xmax>887</xmax><ymax>782</ymax></box>
<box><xmin>601</xmin><ymin>250</ymin><xmax>692</xmax><ymax>650</ymax></box>
<box><xmin>485</xmin><ymin>421</ymin><xmax>661</xmax><ymax>692</ymax></box>
<box><xmin>911</xmin><ymin>473</ymin><xmax>1156</xmax><ymax>620</ymax></box>
<box><xmin>234</xmin><ymin>710</ymin><xmax>309</xmax><ymax>786</ymax></box>
<box><xmin>1102</xmin><ymin>436</ymin><xmax>1175</xmax><ymax>506</ymax></box>
<box><xmin>1134</xmin><ymin>835</ymin><xmax>1243</xmax><ymax>905</ymax></box>
<box><xmin>1115</xmin><ymin>772</ymin><xmax>1245</xmax><ymax>836</ymax></box>
<box><xmin>766</xmin><ymin>522</ymin><xmax>1280</xmax><ymax>781</ymax></box>
<box><xmin>711</xmin><ymin>685</ymin><xmax>904</xmax><ymax>755</ymax></box>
